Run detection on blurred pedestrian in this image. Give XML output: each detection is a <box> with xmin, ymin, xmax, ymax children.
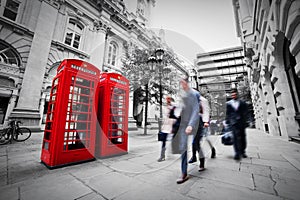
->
<box><xmin>157</xmin><ymin>96</ymin><xmax>177</xmax><ymax>162</ymax></box>
<box><xmin>175</xmin><ymin>77</ymin><xmax>199</xmax><ymax>184</ymax></box>
<box><xmin>200</xmin><ymin>96</ymin><xmax>216</xmax><ymax>159</ymax></box>
<box><xmin>225</xmin><ymin>88</ymin><xmax>249</xmax><ymax>160</ymax></box>
<box><xmin>189</xmin><ymin>94</ymin><xmax>216</xmax><ymax>171</ymax></box>
<box><xmin>133</xmin><ymin>87</ymin><xmax>144</xmax><ymax>127</ymax></box>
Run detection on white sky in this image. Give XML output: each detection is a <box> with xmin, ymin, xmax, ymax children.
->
<box><xmin>150</xmin><ymin>0</ymin><xmax>241</xmax><ymax>65</ymax></box>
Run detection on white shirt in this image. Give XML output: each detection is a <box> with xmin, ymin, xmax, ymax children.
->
<box><xmin>200</xmin><ymin>96</ymin><xmax>210</xmax><ymax>123</ymax></box>
<box><xmin>230</xmin><ymin>99</ymin><xmax>240</xmax><ymax>111</ymax></box>
<box><xmin>161</xmin><ymin>104</ymin><xmax>176</xmax><ymax>134</ymax></box>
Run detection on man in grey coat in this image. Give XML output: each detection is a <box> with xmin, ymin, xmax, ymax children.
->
<box><xmin>176</xmin><ymin>77</ymin><xmax>200</xmax><ymax>184</ymax></box>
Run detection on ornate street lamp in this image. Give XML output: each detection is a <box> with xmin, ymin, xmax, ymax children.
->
<box><xmin>155</xmin><ymin>48</ymin><xmax>164</xmax><ymax>61</ymax></box>
<box><xmin>155</xmin><ymin>48</ymin><xmax>165</xmax><ymax>132</ymax></box>
<box><xmin>143</xmin><ymin>48</ymin><xmax>166</xmax><ymax>134</ymax></box>
<box><xmin>147</xmin><ymin>56</ymin><xmax>157</xmax><ymax>72</ymax></box>
<box><xmin>143</xmin><ymin>56</ymin><xmax>157</xmax><ymax>135</ymax></box>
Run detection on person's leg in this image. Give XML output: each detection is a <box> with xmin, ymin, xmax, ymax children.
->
<box><xmin>241</xmin><ymin>128</ymin><xmax>247</xmax><ymax>157</ymax></box>
<box><xmin>158</xmin><ymin>133</ymin><xmax>167</xmax><ymax>162</ymax></box>
<box><xmin>177</xmin><ymin>150</ymin><xmax>189</xmax><ymax>184</ymax></box>
<box><xmin>232</xmin><ymin>127</ymin><xmax>241</xmax><ymax>160</ymax></box>
<box><xmin>181</xmin><ymin>150</ymin><xmax>188</xmax><ymax>175</ymax></box>
<box><xmin>189</xmin><ymin>119</ymin><xmax>202</xmax><ymax>163</ymax></box>
<box><xmin>189</xmin><ymin>132</ymin><xmax>200</xmax><ymax>163</ymax></box>
<box><xmin>204</xmin><ymin>127</ymin><xmax>216</xmax><ymax>158</ymax></box>
<box><xmin>206</xmin><ymin>137</ymin><xmax>216</xmax><ymax>158</ymax></box>
<box><xmin>198</xmin><ymin>136</ymin><xmax>206</xmax><ymax>171</ymax></box>
<box><xmin>177</xmin><ymin>129</ymin><xmax>189</xmax><ymax>184</ymax></box>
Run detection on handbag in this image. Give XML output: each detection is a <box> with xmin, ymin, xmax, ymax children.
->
<box><xmin>158</xmin><ymin>131</ymin><xmax>167</xmax><ymax>141</ymax></box>
<box><xmin>221</xmin><ymin>131</ymin><xmax>234</xmax><ymax>145</ymax></box>
<box><xmin>171</xmin><ymin>116</ymin><xmax>181</xmax><ymax>134</ymax></box>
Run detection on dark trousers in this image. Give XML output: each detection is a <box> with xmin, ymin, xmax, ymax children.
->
<box><xmin>232</xmin><ymin>126</ymin><xmax>247</xmax><ymax>157</ymax></box>
<box><xmin>192</xmin><ymin>118</ymin><xmax>203</xmax><ymax>156</ymax></box>
<box><xmin>160</xmin><ymin>132</ymin><xmax>168</xmax><ymax>148</ymax></box>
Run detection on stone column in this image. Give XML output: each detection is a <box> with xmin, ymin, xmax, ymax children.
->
<box><xmin>88</xmin><ymin>17</ymin><xmax>110</xmax><ymax>71</ymax></box>
<box><xmin>261</xmin><ymin>71</ymin><xmax>280</xmax><ymax>136</ymax></box>
<box><xmin>258</xmin><ymin>85</ymin><xmax>268</xmax><ymax>132</ymax></box>
<box><xmin>10</xmin><ymin>1</ymin><xmax>60</xmax><ymax>130</ymax></box>
<box><xmin>3</xmin><ymin>90</ymin><xmax>18</xmax><ymax>127</ymax></box>
<box><xmin>272</xmin><ymin>67</ymin><xmax>299</xmax><ymax>138</ymax></box>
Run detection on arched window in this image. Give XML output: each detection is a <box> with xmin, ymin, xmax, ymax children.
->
<box><xmin>0</xmin><ymin>40</ymin><xmax>20</xmax><ymax>66</ymax></box>
<box><xmin>107</xmin><ymin>42</ymin><xmax>118</xmax><ymax>66</ymax></box>
<box><xmin>64</xmin><ymin>18</ymin><xmax>84</xmax><ymax>49</ymax></box>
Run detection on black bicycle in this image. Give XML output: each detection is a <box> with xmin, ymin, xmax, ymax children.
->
<box><xmin>0</xmin><ymin>120</ymin><xmax>31</xmax><ymax>145</ymax></box>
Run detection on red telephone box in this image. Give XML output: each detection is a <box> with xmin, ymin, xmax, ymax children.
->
<box><xmin>97</xmin><ymin>72</ymin><xmax>129</xmax><ymax>158</ymax></box>
<box><xmin>41</xmin><ymin>59</ymin><xmax>100</xmax><ymax>168</ymax></box>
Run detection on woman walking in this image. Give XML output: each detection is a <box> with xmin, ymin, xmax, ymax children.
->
<box><xmin>157</xmin><ymin>96</ymin><xmax>177</xmax><ymax>162</ymax></box>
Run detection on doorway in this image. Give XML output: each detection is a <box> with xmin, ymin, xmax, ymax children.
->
<box><xmin>0</xmin><ymin>96</ymin><xmax>9</xmax><ymax>124</ymax></box>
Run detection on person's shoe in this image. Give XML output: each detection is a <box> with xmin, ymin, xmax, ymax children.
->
<box><xmin>211</xmin><ymin>147</ymin><xmax>216</xmax><ymax>158</ymax></box>
<box><xmin>234</xmin><ymin>155</ymin><xmax>240</xmax><ymax>160</ymax></box>
<box><xmin>199</xmin><ymin>158</ymin><xmax>205</xmax><ymax>171</ymax></box>
<box><xmin>157</xmin><ymin>157</ymin><xmax>165</xmax><ymax>162</ymax></box>
<box><xmin>242</xmin><ymin>154</ymin><xmax>248</xmax><ymax>158</ymax></box>
<box><xmin>188</xmin><ymin>156</ymin><xmax>197</xmax><ymax>164</ymax></box>
<box><xmin>198</xmin><ymin>167</ymin><xmax>205</xmax><ymax>172</ymax></box>
<box><xmin>176</xmin><ymin>174</ymin><xmax>189</xmax><ymax>184</ymax></box>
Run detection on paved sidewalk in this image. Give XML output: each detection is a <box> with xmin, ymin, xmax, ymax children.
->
<box><xmin>0</xmin><ymin>128</ymin><xmax>300</xmax><ymax>200</ymax></box>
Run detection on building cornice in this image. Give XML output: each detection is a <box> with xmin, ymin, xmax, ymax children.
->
<box><xmin>0</xmin><ymin>17</ymin><xmax>34</xmax><ymax>37</ymax></box>
<box><xmin>196</xmin><ymin>46</ymin><xmax>243</xmax><ymax>58</ymax></box>
<box><xmin>51</xmin><ymin>40</ymin><xmax>90</xmax><ymax>59</ymax></box>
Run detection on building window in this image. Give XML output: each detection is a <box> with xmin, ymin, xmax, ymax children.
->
<box><xmin>1</xmin><ymin>0</ymin><xmax>20</xmax><ymax>21</ymax></box>
<box><xmin>64</xmin><ymin>19</ymin><xmax>84</xmax><ymax>49</ymax></box>
<box><xmin>107</xmin><ymin>42</ymin><xmax>118</xmax><ymax>66</ymax></box>
<box><xmin>0</xmin><ymin>40</ymin><xmax>20</xmax><ymax>66</ymax></box>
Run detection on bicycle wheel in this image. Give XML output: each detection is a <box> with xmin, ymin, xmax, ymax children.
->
<box><xmin>0</xmin><ymin>128</ymin><xmax>12</xmax><ymax>145</ymax></box>
<box><xmin>14</xmin><ymin>128</ymin><xmax>31</xmax><ymax>142</ymax></box>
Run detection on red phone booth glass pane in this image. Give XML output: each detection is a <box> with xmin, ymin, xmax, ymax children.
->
<box><xmin>41</xmin><ymin>59</ymin><xmax>100</xmax><ymax>168</ymax></box>
<box><xmin>97</xmin><ymin>73</ymin><xmax>129</xmax><ymax>158</ymax></box>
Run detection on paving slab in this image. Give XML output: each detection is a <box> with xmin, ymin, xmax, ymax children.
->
<box><xmin>271</xmin><ymin>166</ymin><xmax>300</xmax><ymax>181</ymax></box>
<box><xmin>240</xmin><ymin>162</ymin><xmax>271</xmax><ymax>177</ymax></box>
<box><xmin>187</xmin><ymin>177</ymin><xmax>282</xmax><ymax>200</ymax></box>
<box><xmin>190</xmin><ymin>166</ymin><xmax>254</xmax><ymax>189</ymax></box>
<box><xmin>251</xmin><ymin>157</ymin><xmax>297</xmax><ymax>171</ymax></box>
<box><xmin>0</xmin><ymin>185</ymin><xmax>19</xmax><ymax>200</ymax></box>
<box><xmin>252</xmin><ymin>174</ymin><xmax>277</xmax><ymax>195</ymax></box>
<box><xmin>86</xmin><ymin>171</ymin><xmax>140</xmax><ymax>199</ymax></box>
<box><xmin>274</xmin><ymin>177</ymin><xmax>300</xmax><ymax>200</ymax></box>
<box><xmin>0</xmin><ymin>128</ymin><xmax>300</xmax><ymax>199</ymax></box>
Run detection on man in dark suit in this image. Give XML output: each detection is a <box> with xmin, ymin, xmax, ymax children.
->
<box><xmin>225</xmin><ymin>88</ymin><xmax>249</xmax><ymax>160</ymax></box>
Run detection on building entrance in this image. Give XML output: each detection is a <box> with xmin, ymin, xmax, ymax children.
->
<box><xmin>0</xmin><ymin>96</ymin><xmax>9</xmax><ymax>124</ymax></box>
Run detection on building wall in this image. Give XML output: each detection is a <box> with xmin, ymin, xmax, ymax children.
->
<box><xmin>195</xmin><ymin>46</ymin><xmax>253</xmax><ymax>124</ymax></box>
<box><xmin>0</xmin><ymin>0</ymin><xmax>186</xmax><ymax>130</ymax></box>
<box><xmin>233</xmin><ymin>0</ymin><xmax>300</xmax><ymax>139</ymax></box>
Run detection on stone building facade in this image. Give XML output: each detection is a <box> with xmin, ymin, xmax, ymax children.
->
<box><xmin>0</xmin><ymin>0</ymin><xmax>187</xmax><ymax>130</ymax></box>
<box><xmin>232</xmin><ymin>0</ymin><xmax>300</xmax><ymax>139</ymax></box>
<box><xmin>195</xmin><ymin>46</ymin><xmax>252</xmax><ymax>124</ymax></box>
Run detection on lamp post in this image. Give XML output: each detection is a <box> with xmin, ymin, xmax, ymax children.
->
<box><xmin>154</xmin><ymin>48</ymin><xmax>165</xmax><ymax>132</ymax></box>
<box><xmin>143</xmin><ymin>56</ymin><xmax>156</xmax><ymax>135</ymax></box>
<box><xmin>144</xmin><ymin>48</ymin><xmax>165</xmax><ymax>133</ymax></box>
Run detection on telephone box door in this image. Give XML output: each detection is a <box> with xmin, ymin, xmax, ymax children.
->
<box><xmin>97</xmin><ymin>73</ymin><xmax>129</xmax><ymax>158</ymax></box>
